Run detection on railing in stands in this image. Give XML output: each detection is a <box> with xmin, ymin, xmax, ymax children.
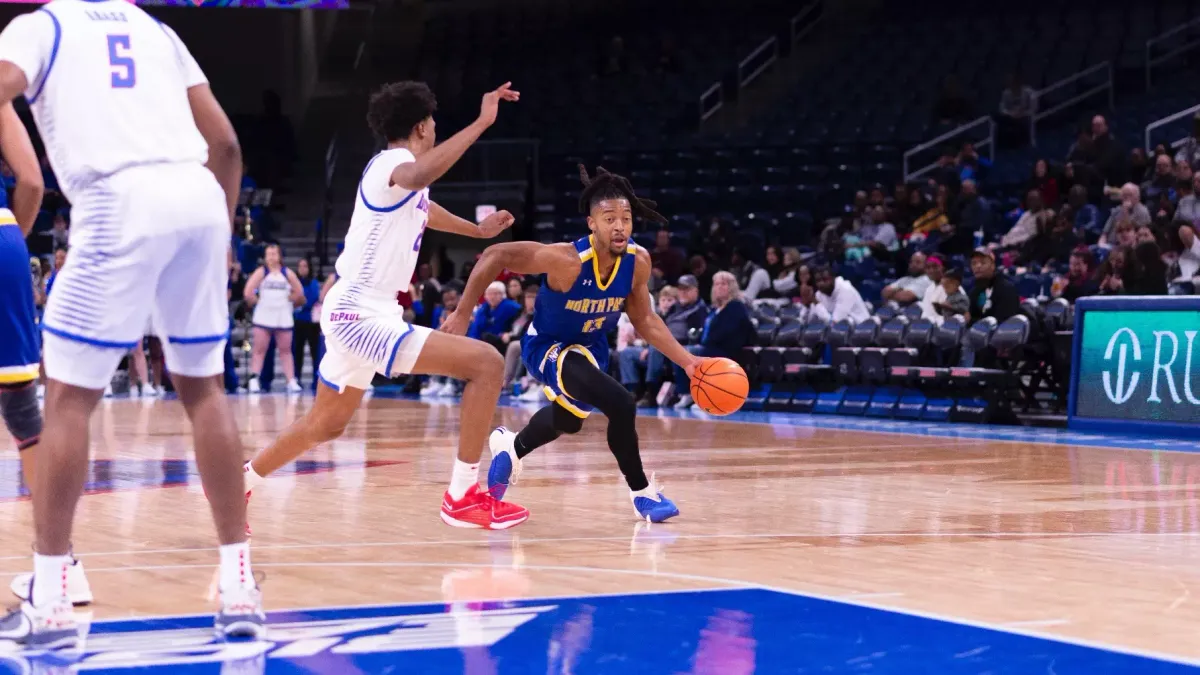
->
<box><xmin>699</xmin><ymin>82</ymin><xmax>723</xmax><ymax>122</ymax></box>
<box><xmin>697</xmin><ymin>0</ymin><xmax>823</xmax><ymax>123</ymax></box>
<box><xmin>1144</xmin><ymin>101</ymin><xmax>1200</xmax><ymax>152</ymax></box>
<box><xmin>902</xmin><ymin>116</ymin><xmax>994</xmax><ymax>183</ymax></box>
<box><xmin>790</xmin><ymin>0</ymin><xmax>822</xmax><ymax>44</ymax></box>
<box><xmin>1030</xmin><ymin>61</ymin><xmax>1113</xmax><ymax>147</ymax></box>
<box><xmin>738</xmin><ymin>37</ymin><xmax>779</xmax><ymax>90</ymax></box>
<box><xmin>1145</xmin><ymin>16</ymin><xmax>1200</xmax><ymax>90</ymax></box>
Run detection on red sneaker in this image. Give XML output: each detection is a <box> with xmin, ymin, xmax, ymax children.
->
<box><xmin>441</xmin><ymin>484</ymin><xmax>529</xmax><ymax>530</ymax></box>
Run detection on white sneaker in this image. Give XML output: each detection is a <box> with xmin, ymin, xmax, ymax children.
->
<box><xmin>142</xmin><ymin>384</ymin><xmax>160</xmax><ymax>398</ymax></box>
<box><xmin>286</xmin><ymin>379</ymin><xmax>303</xmax><ymax>394</ymax></box>
<box><xmin>215</xmin><ymin>586</ymin><xmax>266</xmax><ymax>639</ymax></box>
<box><xmin>247</xmin><ymin>377</ymin><xmax>261</xmax><ymax>394</ymax></box>
<box><xmin>11</xmin><ymin>558</ymin><xmax>94</xmax><ymax>606</ymax></box>
<box><xmin>0</xmin><ymin>598</ymin><xmax>77</xmax><ymax>648</ymax></box>
<box><xmin>103</xmin><ymin>384</ymin><xmax>114</xmax><ymax>398</ymax></box>
<box><xmin>673</xmin><ymin>395</ymin><xmax>694</xmax><ymax>410</ymax></box>
<box><xmin>420</xmin><ymin>380</ymin><xmax>441</xmax><ymax>396</ymax></box>
<box><xmin>486</xmin><ymin>427</ymin><xmax>522</xmax><ymax>500</ymax></box>
<box><xmin>437</xmin><ymin>381</ymin><xmax>458</xmax><ymax>397</ymax></box>
<box><xmin>518</xmin><ymin>387</ymin><xmax>543</xmax><ymax>402</ymax></box>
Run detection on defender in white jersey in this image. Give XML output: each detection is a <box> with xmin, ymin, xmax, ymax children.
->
<box><xmin>239</xmin><ymin>81</ymin><xmax>533</xmax><ymax>530</ymax></box>
<box><xmin>0</xmin><ymin>0</ymin><xmax>263</xmax><ymax>646</ymax></box>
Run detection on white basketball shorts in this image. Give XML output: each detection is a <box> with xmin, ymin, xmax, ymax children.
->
<box><xmin>318</xmin><ymin>279</ymin><xmax>431</xmax><ymax>392</ymax></box>
<box><xmin>42</xmin><ymin>163</ymin><xmax>231</xmax><ymax>389</ymax></box>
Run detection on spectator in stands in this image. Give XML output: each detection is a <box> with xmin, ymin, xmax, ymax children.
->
<box><xmin>768</xmin><ymin>250</ymin><xmax>807</xmax><ymax>299</ymax></box>
<box><xmin>30</xmin><ymin>257</ymin><xmax>45</xmax><ymax>316</ymax></box>
<box><xmin>730</xmin><ymin>247</ymin><xmax>771</xmax><ymax>301</ymax></box>
<box><xmin>651</xmin><ymin>229</ymin><xmax>684</xmax><ymax>284</ymax></box>
<box><xmin>1142</xmin><ymin>153</ymin><xmax>1177</xmax><ymax>204</ymax></box>
<box><xmin>49</xmin><ymin>210</ymin><xmax>68</xmax><ymax>251</ymax></box>
<box><xmin>1128</xmin><ymin>147</ymin><xmax>1151</xmax><ymax>185</ymax></box>
<box><xmin>618</xmin><ymin>286</ymin><xmax>675</xmax><ymax>397</ymax></box>
<box><xmin>1000</xmin><ymin>189</ymin><xmax>1049</xmax><ymax>250</ymax></box>
<box><xmin>941</xmin><ymin>180</ymin><xmax>986</xmax><ymax>256</ymax></box>
<box><xmin>1100</xmin><ymin>184</ymin><xmax>1151</xmax><ymax>246</ymax></box>
<box><xmin>1067</xmin><ymin>128</ymin><xmax>1095</xmax><ymax>166</ymax></box>
<box><xmin>1089</xmin><ymin>115</ymin><xmax>1128</xmax><ymax>187</ymax></box>
<box><xmin>931</xmin><ymin>268</ymin><xmax>969</xmax><ymax>321</ymax></box>
<box><xmin>933</xmin><ymin>75</ymin><xmax>972</xmax><ymax>126</ymax></box>
<box><xmin>997</xmin><ymin>74</ymin><xmax>1035</xmax><ymax>148</ymax></box>
<box><xmin>894</xmin><ymin>185</ymin><xmax>924</xmax><ymax>235</ymax></box>
<box><xmin>468</xmin><ymin>280</ymin><xmax>521</xmax><ymax>353</ymax></box>
<box><xmin>1057</xmin><ymin>249</ymin><xmax>1099</xmax><ymax>303</ymax></box>
<box><xmin>672</xmin><ymin>271</ymin><xmax>754</xmax><ymax>410</ymax></box>
<box><xmin>967</xmin><ymin>248</ymin><xmax>1019</xmax><ymax>324</ymax></box>
<box><xmin>1067</xmin><ymin>185</ymin><xmax>1100</xmax><ymax>237</ymax></box>
<box><xmin>1023</xmin><ymin>208</ymin><xmax>1080</xmax><ymax>269</ymax></box>
<box><xmin>1132</xmin><ymin>242</ymin><xmax>1169</xmax><ymax>295</ymax></box>
<box><xmin>882</xmin><ymin>252</ymin><xmax>933</xmax><ymax>306</ymax></box>
<box><xmin>1028</xmin><ymin>159</ymin><xmax>1060</xmax><ymax>208</ymax></box>
<box><xmin>1175</xmin><ymin>113</ymin><xmax>1200</xmax><ymax>170</ymax></box>
<box><xmin>806</xmin><ymin>267</ymin><xmax>870</xmax><ymax>324</ymax></box>
<box><xmin>909</xmin><ymin>185</ymin><xmax>950</xmax><ymax>238</ymax></box>
<box><xmin>501</xmin><ymin>286</ymin><xmax>538</xmax><ymax>393</ymax></box>
<box><xmin>1176</xmin><ymin>157</ymin><xmax>1193</xmax><ymax>184</ymax></box>
<box><xmin>505</xmin><ymin>276</ymin><xmax>524</xmax><ymax>303</ymax></box>
<box><xmin>763</xmin><ymin>246</ymin><xmax>783</xmax><ymax>280</ymax></box>
<box><xmin>638</xmin><ymin>275</ymin><xmax>708</xmax><ymax>408</ymax></box>
<box><xmin>1176</xmin><ymin>174</ymin><xmax>1200</xmax><ymax>225</ymax></box>
<box><xmin>688</xmin><ymin>254</ymin><xmax>715</xmax><ymax>302</ymax></box>
<box><xmin>931</xmin><ymin>148</ymin><xmax>962</xmax><ymax>194</ymax></box>
<box><xmin>1137</xmin><ymin>225</ymin><xmax>1157</xmax><ymax>246</ymax></box>
<box><xmin>919</xmin><ymin>256</ymin><xmax>948</xmax><ymax>325</ymax></box>
<box><xmin>1062</xmin><ymin>160</ymin><xmax>1103</xmax><ymax>204</ymax></box>
<box><xmin>859</xmin><ymin>205</ymin><xmax>900</xmax><ymax>260</ymax></box>
<box><xmin>1097</xmin><ymin>246</ymin><xmax>1135</xmax><ymax>296</ymax></box>
<box><xmin>1113</xmin><ymin>220</ymin><xmax>1138</xmax><ymax>250</ymax></box>
<box><xmin>423</xmin><ymin>287</ymin><xmax>463</xmax><ymax>397</ymax></box>
<box><xmin>292</xmin><ymin>258</ymin><xmax>321</xmax><ymax>388</ymax></box>
<box><xmin>956</xmin><ymin>143</ymin><xmax>991</xmax><ymax>184</ymax></box>
<box><xmin>45</xmin><ymin>247</ymin><xmax>66</xmax><ymax>297</ymax></box>
<box><xmin>1175</xmin><ymin>225</ymin><xmax>1200</xmax><ymax>290</ymax></box>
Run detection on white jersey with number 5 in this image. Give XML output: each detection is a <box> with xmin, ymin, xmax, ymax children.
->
<box><xmin>0</xmin><ymin>0</ymin><xmax>208</xmax><ymax>203</ymax></box>
<box><xmin>336</xmin><ymin>147</ymin><xmax>431</xmax><ymax>298</ymax></box>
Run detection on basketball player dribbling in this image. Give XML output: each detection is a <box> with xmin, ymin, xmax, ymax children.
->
<box><xmin>442</xmin><ymin>166</ymin><xmax>713</xmax><ymax>523</ymax></box>
<box><xmin>240</xmin><ymin>81</ymin><xmax>532</xmax><ymax>530</ymax></box>
<box><xmin>0</xmin><ymin>0</ymin><xmax>264</xmax><ymax>646</ymax></box>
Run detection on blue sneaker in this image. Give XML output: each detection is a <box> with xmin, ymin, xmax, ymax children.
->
<box><xmin>631</xmin><ymin>475</ymin><xmax>680</xmax><ymax>523</ymax></box>
<box><xmin>487</xmin><ymin>427</ymin><xmax>522</xmax><ymax>500</ymax></box>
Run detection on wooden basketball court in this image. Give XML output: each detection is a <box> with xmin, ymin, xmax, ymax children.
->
<box><xmin>0</xmin><ymin>395</ymin><xmax>1197</xmax><ymax>672</ymax></box>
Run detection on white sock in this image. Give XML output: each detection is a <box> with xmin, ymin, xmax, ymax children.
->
<box><xmin>243</xmin><ymin>462</ymin><xmax>265</xmax><ymax>491</ymax></box>
<box><xmin>31</xmin><ymin>553</ymin><xmax>71</xmax><ymax>607</ymax></box>
<box><xmin>218</xmin><ymin>542</ymin><xmax>255</xmax><ymax>594</ymax></box>
<box><xmin>447</xmin><ymin>460</ymin><xmax>479</xmax><ymax>501</ymax></box>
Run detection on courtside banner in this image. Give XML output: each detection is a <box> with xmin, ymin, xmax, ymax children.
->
<box><xmin>1068</xmin><ymin>296</ymin><xmax>1200</xmax><ymax>435</ymax></box>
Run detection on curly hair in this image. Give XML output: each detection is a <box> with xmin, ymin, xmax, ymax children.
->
<box><xmin>366</xmin><ymin>82</ymin><xmax>438</xmax><ymax>143</ymax></box>
<box><xmin>577</xmin><ymin>165</ymin><xmax>667</xmax><ymax>225</ymax></box>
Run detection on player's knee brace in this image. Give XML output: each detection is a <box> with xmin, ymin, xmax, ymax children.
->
<box><xmin>552</xmin><ymin>403</ymin><xmax>585</xmax><ymax>435</ymax></box>
<box><xmin>1</xmin><ymin>383</ymin><xmax>42</xmax><ymax>450</ymax></box>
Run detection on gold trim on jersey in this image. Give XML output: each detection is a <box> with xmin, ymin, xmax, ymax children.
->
<box><xmin>587</xmin><ymin>235</ymin><xmax>623</xmax><ymax>291</ymax></box>
<box><xmin>0</xmin><ymin>364</ymin><xmax>39</xmax><ymax>384</ymax></box>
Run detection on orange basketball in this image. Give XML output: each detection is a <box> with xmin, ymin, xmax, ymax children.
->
<box><xmin>689</xmin><ymin>357</ymin><xmax>749</xmax><ymax>415</ymax></box>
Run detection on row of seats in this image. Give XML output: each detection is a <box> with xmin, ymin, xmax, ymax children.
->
<box><xmin>734</xmin><ymin>299</ymin><xmax>1072</xmax><ymax>422</ymax></box>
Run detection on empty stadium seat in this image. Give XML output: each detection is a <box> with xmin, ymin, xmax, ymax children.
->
<box><xmin>860</xmin><ymin>316</ymin><xmax>909</xmax><ymax>385</ymax></box>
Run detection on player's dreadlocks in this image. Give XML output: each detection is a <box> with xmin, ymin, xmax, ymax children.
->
<box><xmin>577</xmin><ymin>165</ymin><xmax>668</xmax><ymax>225</ymax></box>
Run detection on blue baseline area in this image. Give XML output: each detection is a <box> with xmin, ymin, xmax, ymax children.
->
<box><xmin>1</xmin><ymin>588</ymin><xmax>1194</xmax><ymax>674</ymax></box>
<box><xmin>366</xmin><ymin>390</ymin><xmax>1200</xmax><ymax>454</ymax></box>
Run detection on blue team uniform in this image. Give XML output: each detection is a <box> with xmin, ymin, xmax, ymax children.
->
<box><xmin>522</xmin><ymin>235</ymin><xmax>640</xmax><ymax>418</ymax></box>
<box><xmin>0</xmin><ymin>192</ymin><xmax>38</xmax><ymax>385</ymax></box>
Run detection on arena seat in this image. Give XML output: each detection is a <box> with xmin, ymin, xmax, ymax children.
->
<box><xmin>889</xmin><ymin>318</ymin><xmax>935</xmax><ymax>385</ymax></box>
<box><xmin>834</xmin><ymin>318</ymin><xmax>880</xmax><ymax>386</ymax></box>
<box><xmin>860</xmin><ymin>316</ymin><xmax>908</xmax><ymax>385</ymax></box>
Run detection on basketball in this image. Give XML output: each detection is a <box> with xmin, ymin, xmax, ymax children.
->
<box><xmin>689</xmin><ymin>357</ymin><xmax>749</xmax><ymax>416</ymax></box>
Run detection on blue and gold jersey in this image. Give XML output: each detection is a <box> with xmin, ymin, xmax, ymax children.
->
<box><xmin>521</xmin><ymin>235</ymin><xmax>640</xmax><ymax>418</ymax></box>
<box><xmin>0</xmin><ymin>206</ymin><xmax>39</xmax><ymax>384</ymax></box>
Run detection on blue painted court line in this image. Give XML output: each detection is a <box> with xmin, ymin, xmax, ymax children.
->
<box><xmin>1</xmin><ymin>587</ymin><xmax>1193</xmax><ymax>673</ymax></box>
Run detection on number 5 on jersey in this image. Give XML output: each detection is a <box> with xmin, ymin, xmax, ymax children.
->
<box><xmin>107</xmin><ymin>35</ymin><xmax>135</xmax><ymax>88</ymax></box>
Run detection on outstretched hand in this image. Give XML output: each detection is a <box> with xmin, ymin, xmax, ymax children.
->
<box><xmin>478</xmin><ymin>82</ymin><xmax>520</xmax><ymax>128</ymax></box>
<box><xmin>439</xmin><ymin>308</ymin><xmax>472</xmax><ymax>336</ymax></box>
<box><xmin>478</xmin><ymin>210</ymin><xmax>515</xmax><ymax>238</ymax></box>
